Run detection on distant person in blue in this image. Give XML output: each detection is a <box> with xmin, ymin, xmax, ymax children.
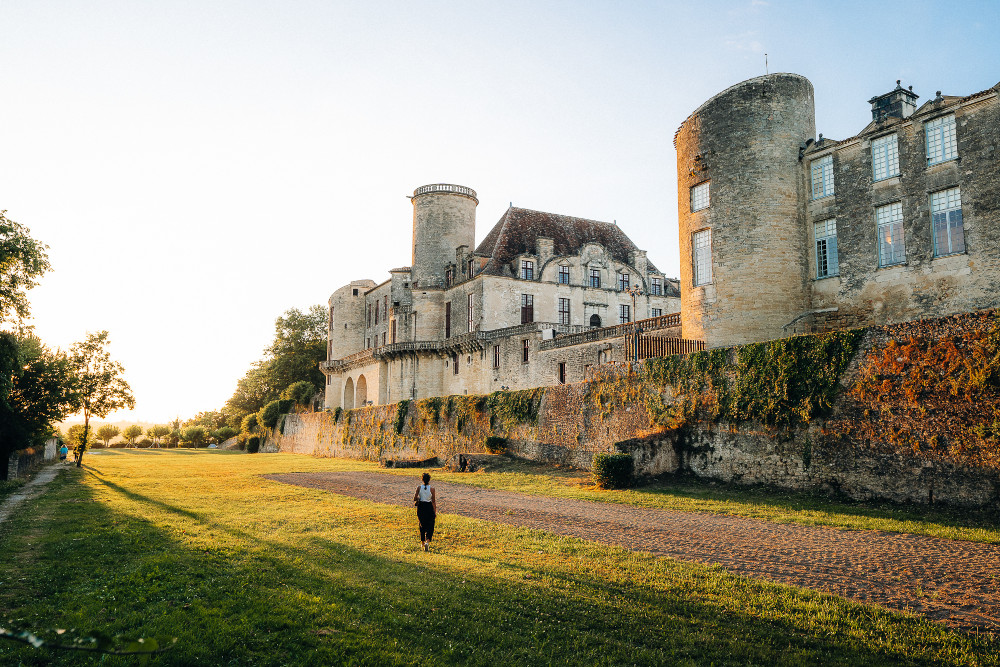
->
<box><xmin>58</xmin><ymin>444</ymin><xmax>68</xmax><ymax>461</ymax></box>
<box><xmin>412</xmin><ymin>472</ymin><xmax>437</xmax><ymax>552</ymax></box>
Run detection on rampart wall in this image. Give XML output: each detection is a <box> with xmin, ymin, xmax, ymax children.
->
<box><xmin>278</xmin><ymin>309</ymin><xmax>1000</xmax><ymax>509</ymax></box>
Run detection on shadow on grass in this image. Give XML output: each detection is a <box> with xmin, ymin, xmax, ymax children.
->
<box><xmin>3</xmin><ymin>464</ymin><xmax>995</xmax><ymax>666</ymax></box>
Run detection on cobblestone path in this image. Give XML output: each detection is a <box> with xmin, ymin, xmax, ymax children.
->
<box><xmin>266</xmin><ymin>471</ymin><xmax>1000</xmax><ymax>634</ymax></box>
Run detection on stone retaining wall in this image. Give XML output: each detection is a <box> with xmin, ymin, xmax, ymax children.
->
<box><xmin>276</xmin><ymin>310</ymin><xmax>1000</xmax><ymax>509</ymax></box>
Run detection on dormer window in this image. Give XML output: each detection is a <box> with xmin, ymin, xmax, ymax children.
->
<box><xmin>445</xmin><ymin>268</ymin><xmax>454</xmax><ymax>287</ymax></box>
<box><xmin>811</xmin><ymin>155</ymin><xmax>834</xmax><ymax>199</ymax></box>
<box><xmin>589</xmin><ymin>268</ymin><xmax>601</xmax><ymax>288</ymax></box>
<box><xmin>618</xmin><ymin>272</ymin><xmax>630</xmax><ymax>291</ymax></box>
<box><xmin>558</xmin><ymin>264</ymin><xmax>570</xmax><ymax>284</ymax></box>
<box><xmin>650</xmin><ymin>277</ymin><xmax>662</xmax><ymax>295</ymax></box>
<box><xmin>520</xmin><ymin>260</ymin><xmax>534</xmax><ymax>280</ymax></box>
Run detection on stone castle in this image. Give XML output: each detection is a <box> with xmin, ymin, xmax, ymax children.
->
<box><xmin>676</xmin><ymin>73</ymin><xmax>1000</xmax><ymax>348</ymax></box>
<box><xmin>321</xmin><ymin>185</ymin><xmax>688</xmax><ymax>409</ymax></box>
<box><xmin>323</xmin><ymin>73</ymin><xmax>1000</xmax><ymax>409</ymax></box>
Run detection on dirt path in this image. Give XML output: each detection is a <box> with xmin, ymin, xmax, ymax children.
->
<box><xmin>0</xmin><ymin>465</ymin><xmax>63</xmax><ymax>524</ymax></box>
<box><xmin>266</xmin><ymin>470</ymin><xmax>1000</xmax><ymax>634</ymax></box>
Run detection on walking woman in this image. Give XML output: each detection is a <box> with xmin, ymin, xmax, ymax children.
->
<box><xmin>413</xmin><ymin>472</ymin><xmax>437</xmax><ymax>551</ymax></box>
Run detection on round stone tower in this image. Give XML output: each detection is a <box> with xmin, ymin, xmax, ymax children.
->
<box><xmin>410</xmin><ymin>184</ymin><xmax>478</xmax><ymax>288</ymax></box>
<box><xmin>675</xmin><ymin>73</ymin><xmax>815</xmax><ymax>348</ymax></box>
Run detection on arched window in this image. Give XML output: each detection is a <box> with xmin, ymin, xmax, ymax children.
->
<box><xmin>589</xmin><ymin>314</ymin><xmax>601</xmax><ymax>328</ymax></box>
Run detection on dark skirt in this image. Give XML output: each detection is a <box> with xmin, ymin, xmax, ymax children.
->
<box><xmin>417</xmin><ymin>501</ymin><xmax>435</xmax><ymax>542</ymax></box>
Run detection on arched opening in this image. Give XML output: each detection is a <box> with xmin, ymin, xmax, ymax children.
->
<box><xmin>356</xmin><ymin>375</ymin><xmax>368</xmax><ymax>406</ymax></box>
<box><xmin>589</xmin><ymin>314</ymin><xmax>602</xmax><ymax>328</ymax></box>
<box><xmin>343</xmin><ymin>377</ymin><xmax>355</xmax><ymax>409</ymax></box>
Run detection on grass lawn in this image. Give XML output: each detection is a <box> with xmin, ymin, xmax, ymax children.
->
<box><xmin>0</xmin><ymin>450</ymin><xmax>996</xmax><ymax>666</ymax></box>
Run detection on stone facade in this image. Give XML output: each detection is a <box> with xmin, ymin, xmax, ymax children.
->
<box><xmin>322</xmin><ymin>184</ymin><xmax>683</xmax><ymax>409</ymax></box>
<box><xmin>676</xmin><ymin>74</ymin><xmax>1000</xmax><ymax>347</ymax></box>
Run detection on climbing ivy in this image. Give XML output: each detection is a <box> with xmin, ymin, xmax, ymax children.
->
<box><xmin>638</xmin><ymin>329</ymin><xmax>863</xmax><ymax>429</ymax></box>
<box><xmin>394</xmin><ymin>400</ymin><xmax>409</xmax><ymax>434</ymax></box>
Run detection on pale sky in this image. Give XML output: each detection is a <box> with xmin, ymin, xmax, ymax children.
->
<box><xmin>1</xmin><ymin>1</ymin><xmax>997</xmax><ymax>422</ymax></box>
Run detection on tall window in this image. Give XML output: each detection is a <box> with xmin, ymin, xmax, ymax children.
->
<box><xmin>468</xmin><ymin>259</ymin><xmax>475</xmax><ymax>277</ymax></box>
<box><xmin>691</xmin><ymin>181</ymin><xmax>709</xmax><ymax>212</ymax></box>
<box><xmin>382</xmin><ymin>332</ymin><xmax>386</xmax><ymax>346</ymax></box>
<box><xmin>926</xmin><ymin>114</ymin><xmax>957</xmax><ymax>165</ymax></box>
<box><xmin>876</xmin><ymin>202</ymin><xmax>906</xmax><ymax>267</ymax></box>
<box><xmin>374</xmin><ymin>300</ymin><xmax>379</xmax><ymax>325</ymax></box>
<box><xmin>557</xmin><ymin>362</ymin><xmax>566</xmax><ymax>385</ymax></box>
<box><xmin>445</xmin><ymin>301</ymin><xmax>451</xmax><ymax>338</ymax></box>
<box><xmin>452</xmin><ymin>353</ymin><xmax>459</xmax><ymax>375</ymax></box>
<box><xmin>445</xmin><ymin>268</ymin><xmax>453</xmax><ymax>287</ymax></box>
<box><xmin>383</xmin><ymin>296</ymin><xmax>388</xmax><ymax>319</ymax></box>
<box><xmin>931</xmin><ymin>187</ymin><xmax>964</xmax><ymax>256</ymax></box>
<box><xmin>521</xmin><ymin>339</ymin><xmax>529</xmax><ymax>364</ymax></box>
<box><xmin>558</xmin><ymin>298</ymin><xmax>570</xmax><ymax>325</ymax></box>
<box><xmin>520</xmin><ymin>294</ymin><xmax>534</xmax><ymax>324</ymax></box>
<box><xmin>558</xmin><ymin>265</ymin><xmax>570</xmax><ymax>284</ymax></box>
<box><xmin>872</xmin><ymin>134</ymin><xmax>900</xmax><ymax>181</ymax></box>
<box><xmin>366</xmin><ymin>304</ymin><xmax>371</xmax><ymax>327</ymax></box>
<box><xmin>493</xmin><ymin>345</ymin><xmax>500</xmax><ymax>369</ymax></box>
<box><xmin>651</xmin><ymin>308</ymin><xmax>662</xmax><ymax>318</ymax></box>
<box><xmin>620</xmin><ymin>304</ymin><xmax>631</xmax><ymax>324</ymax></box>
<box><xmin>589</xmin><ymin>268</ymin><xmax>601</xmax><ymax>288</ymax></box>
<box><xmin>467</xmin><ymin>293</ymin><xmax>474</xmax><ymax>332</ymax></box>
<box><xmin>814</xmin><ymin>219</ymin><xmax>839</xmax><ymax>278</ymax></box>
<box><xmin>692</xmin><ymin>229</ymin><xmax>713</xmax><ymax>286</ymax></box>
<box><xmin>520</xmin><ymin>260</ymin><xmax>534</xmax><ymax>280</ymax></box>
<box><xmin>811</xmin><ymin>155</ymin><xmax>834</xmax><ymax>199</ymax></box>
<box><xmin>618</xmin><ymin>272</ymin><xmax>630</xmax><ymax>291</ymax></box>
<box><xmin>650</xmin><ymin>277</ymin><xmax>662</xmax><ymax>295</ymax></box>
<box><xmin>391</xmin><ymin>319</ymin><xmax>397</xmax><ymax>344</ymax></box>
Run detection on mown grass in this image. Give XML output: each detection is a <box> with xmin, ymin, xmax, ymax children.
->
<box><xmin>0</xmin><ymin>450</ymin><xmax>996</xmax><ymax>666</ymax></box>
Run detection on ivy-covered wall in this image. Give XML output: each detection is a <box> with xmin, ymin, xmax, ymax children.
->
<box><xmin>279</xmin><ymin>309</ymin><xmax>1000</xmax><ymax>508</ymax></box>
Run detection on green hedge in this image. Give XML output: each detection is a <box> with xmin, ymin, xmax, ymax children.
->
<box><xmin>592</xmin><ymin>453</ymin><xmax>633</xmax><ymax>489</ymax></box>
<box><xmin>246</xmin><ymin>436</ymin><xmax>261</xmax><ymax>454</ymax></box>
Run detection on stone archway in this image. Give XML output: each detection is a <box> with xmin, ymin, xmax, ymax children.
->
<box><xmin>356</xmin><ymin>375</ymin><xmax>368</xmax><ymax>406</ymax></box>
<box><xmin>344</xmin><ymin>377</ymin><xmax>355</xmax><ymax>409</ymax></box>
<box><xmin>590</xmin><ymin>314</ymin><xmax>602</xmax><ymax>328</ymax></box>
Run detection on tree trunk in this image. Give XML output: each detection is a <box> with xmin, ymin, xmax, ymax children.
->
<box><xmin>76</xmin><ymin>413</ymin><xmax>90</xmax><ymax>468</ymax></box>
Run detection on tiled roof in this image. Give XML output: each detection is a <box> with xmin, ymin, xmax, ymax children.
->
<box><xmin>473</xmin><ymin>206</ymin><xmax>663</xmax><ymax>277</ymax></box>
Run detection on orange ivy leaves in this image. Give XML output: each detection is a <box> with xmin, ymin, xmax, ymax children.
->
<box><xmin>849</xmin><ymin>321</ymin><xmax>1000</xmax><ymax>468</ymax></box>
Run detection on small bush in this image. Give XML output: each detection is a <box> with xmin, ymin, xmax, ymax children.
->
<box><xmin>592</xmin><ymin>453</ymin><xmax>633</xmax><ymax>489</ymax></box>
<box><xmin>333</xmin><ymin>407</ymin><xmax>343</xmax><ymax>423</ymax></box>
<box><xmin>484</xmin><ymin>436</ymin><xmax>507</xmax><ymax>454</ymax></box>
<box><xmin>246</xmin><ymin>436</ymin><xmax>261</xmax><ymax>454</ymax></box>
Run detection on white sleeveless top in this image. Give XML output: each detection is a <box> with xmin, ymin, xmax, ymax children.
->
<box><xmin>417</xmin><ymin>484</ymin><xmax>433</xmax><ymax>502</ymax></box>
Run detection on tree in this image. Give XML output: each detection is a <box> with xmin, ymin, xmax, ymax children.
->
<box><xmin>66</xmin><ymin>424</ymin><xmax>96</xmax><ymax>454</ymax></box>
<box><xmin>181</xmin><ymin>425</ymin><xmax>207</xmax><ymax>447</ymax></box>
<box><xmin>224</xmin><ymin>305</ymin><xmax>327</xmax><ymax>426</ymax></box>
<box><xmin>0</xmin><ymin>211</ymin><xmax>51</xmax><ymax>322</ymax></box>
<box><xmin>0</xmin><ymin>330</ymin><xmax>78</xmax><ymax>480</ymax></box>
<box><xmin>147</xmin><ymin>424</ymin><xmax>170</xmax><ymax>447</ymax></box>
<box><xmin>281</xmin><ymin>380</ymin><xmax>317</xmax><ymax>410</ymax></box>
<box><xmin>184</xmin><ymin>410</ymin><xmax>226</xmax><ymax>430</ymax></box>
<box><xmin>95</xmin><ymin>424</ymin><xmax>120</xmax><ymax>447</ymax></box>
<box><xmin>122</xmin><ymin>424</ymin><xmax>143</xmax><ymax>448</ymax></box>
<box><xmin>211</xmin><ymin>426</ymin><xmax>238</xmax><ymax>444</ymax></box>
<box><xmin>69</xmin><ymin>332</ymin><xmax>134</xmax><ymax>467</ymax></box>
<box><xmin>164</xmin><ymin>429</ymin><xmax>181</xmax><ymax>447</ymax></box>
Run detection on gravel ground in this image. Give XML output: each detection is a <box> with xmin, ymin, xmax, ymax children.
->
<box><xmin>266</xmin><ymin>470</ymin><xmax>1000</xmax><ymax>635</ymax></box>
